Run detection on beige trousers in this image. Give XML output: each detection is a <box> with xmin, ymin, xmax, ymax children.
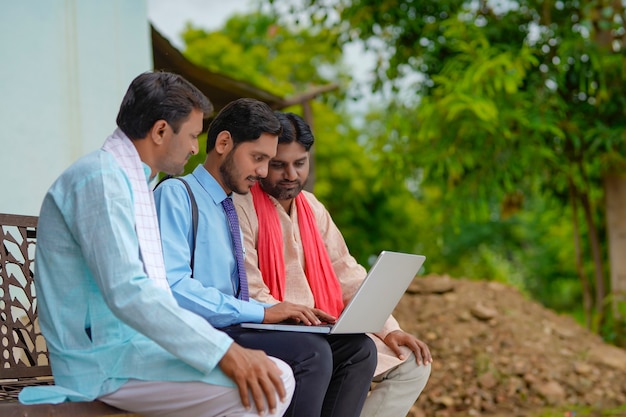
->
<box><xmin>360</xmin><ymin>353</ymin><xmax>432</xmax><ymax>417</ymax></box>
<box><xmin>99</xmin><ymin>357</ymin><xmax>295</xmax><ymax>417</ymax></box>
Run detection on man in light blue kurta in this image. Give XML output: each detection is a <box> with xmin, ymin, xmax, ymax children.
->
<box><xmin>30</xmin><ymin>149</ymin><xmax>234</xmax><ymax>397</ymax></box>
<box><xmin>19</xmin><ymin>72</ymin><xmax>294</xmax><ymax>417</ymax></box>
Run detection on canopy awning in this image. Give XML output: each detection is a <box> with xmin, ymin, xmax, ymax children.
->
<box><xmin>151</xmin><ymin>25</ymin><xmax>286</xmax><ymax>116</ymax></box>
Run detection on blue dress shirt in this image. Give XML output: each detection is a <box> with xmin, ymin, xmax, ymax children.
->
<box><xmin>154</xmin><ymin>164</ymin><xmax>266</xmax><ymax>328</ymax></box>
<box><xmin>20</xmin><ymin>149</ymin><xmax>234</xmax><ymax>404</ymax></box>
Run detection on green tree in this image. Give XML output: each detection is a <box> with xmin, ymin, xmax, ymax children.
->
<box><xmin>178</xmin><ymin>11</ymin><xmax>424</xmax><ymax>266</ymax></box>
<box><xmin>278</xmin><ymin>0</ymin><xmax>626</xmax><ymax>340</ymax></box>
<box><xmin>181</xmin><ymin>11</ymin><xmax>345</xmax><ymax>96</ymax></box>
<box><xmin>311</xmin><ymin>101</ymin><xmax>425</xmax><ymax>264</ymax></box>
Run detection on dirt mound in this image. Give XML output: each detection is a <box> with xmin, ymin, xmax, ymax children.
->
<box><xmin>393</xmin><ymin>275</ymin><xmax>626</xmax><ymax>417</ymax></box>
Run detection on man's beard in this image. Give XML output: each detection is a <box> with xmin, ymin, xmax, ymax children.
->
<box><xmin>219</xmin><ymin>151</ymin><xmax>257</xmax><ymax>195</ymax></box>
<box><xmin>259</xmin><ymin>177</ymin><xmax>306</xmax><ymax>201</ymax></box>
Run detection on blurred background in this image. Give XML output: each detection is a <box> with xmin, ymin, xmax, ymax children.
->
<box><xmin>1</xmin><ymin>0</ymin><xmax>625</xmax><ymax>390</ymax></box>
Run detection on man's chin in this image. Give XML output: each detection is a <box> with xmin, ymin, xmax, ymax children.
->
<box><xmin>279</xmin><ymin>186</ymin><xmax>301</xmax><ymax>198</ymax></box>
<box><xmin>164</xmin><ymin>166</ymin><xmax>185</xmax><ymax>177</ymax></box>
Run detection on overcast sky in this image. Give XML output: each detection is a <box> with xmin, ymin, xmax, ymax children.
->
<box><xmin>147</xmin><ymin>0</ymin><xmax>255</xmax><ymax>48</ymax></box>
<box><xmin>146</xmin><ymin>0</ymin><xmax>381</xmax><ymax>115</ymax></box>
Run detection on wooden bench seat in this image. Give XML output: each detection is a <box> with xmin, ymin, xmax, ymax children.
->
<box><xmin>0</xmin><ymin>213</ymin><xmax>142</xmax><ymax>417</ymax></box>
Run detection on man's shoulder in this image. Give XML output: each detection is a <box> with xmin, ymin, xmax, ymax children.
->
<box><xmin>233</xmin><ymin>190</ymin><xmax>254</xmax><ymax>210</ymax></box>
<box><xmin>153</xmin><ymin>171</ymin><xmax>202</xmax><ymax>202</ymax></box>
<box><xmin>66</xmin><ymin>148</ymin><xmax>112</xmax><ymax>170</ymax></box>
<box><xmin>41</xmin><ymin>150</ymin><xmax>129</xmax><ymax>226</ymax></box>
<box><xmin>52</xmin><ymin>150</ymin><xmax>122</xmax><ymax>189</ymax></box>
<box><xmin>233</xmin><ymin>191</ymin><xmax>253</xmax><ymax>202</ymax></box>
<box><xmin>301</xmin><ymin>190</ymin><xmax>326</xmax><ymax>209</ymax></box>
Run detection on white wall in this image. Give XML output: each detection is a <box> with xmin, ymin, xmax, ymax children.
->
<box><xmin>0</xmin><ymin>0</ymin><xmax>152</xmax><ymax>215</ymax></box>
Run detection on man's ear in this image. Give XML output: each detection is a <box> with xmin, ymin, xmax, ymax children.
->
<box><xmin>150</xmin><ymin>120</ymin><xmax>169</xmax><ymax>145</ymax></box>
<box><xmin>214</xmin><ymin>131</ymin><xmax>232</xmax><ymax>155</ymax></box>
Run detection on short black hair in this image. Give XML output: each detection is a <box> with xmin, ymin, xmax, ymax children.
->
<box><xmin>206</xmin><ymin>98</ymin><xmax>281</xmax><ymax>153</ymax></box>
<box><xmin>116</xmin><ymin>71</ymin><xmax>213</xmax><ymax>139</ymax></box>
<box><xmin>274</xmin><ymin>112</ymin><xmax>314</xmax><ymax>151</ymax></box>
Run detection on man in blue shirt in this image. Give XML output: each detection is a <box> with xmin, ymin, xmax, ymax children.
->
<box><xmin>154</xmin><ymin>98</ymin><xmax>377</xmax><ymax>417</ymax></box>
<box><xmin>23</xmin><ymin>72</ymin><xmax>294</xmax><ymax>417</ymax></box>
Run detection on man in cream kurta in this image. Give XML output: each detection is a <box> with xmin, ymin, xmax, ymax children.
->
<box><xmin>235</xmin><ymin>112</ymin><xmax>431</xmax><ymax>417</ymax></box>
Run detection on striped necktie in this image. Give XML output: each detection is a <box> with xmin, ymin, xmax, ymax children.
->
<box><xmin>221</xmin><ymin>197</ymin><xmax>249</xmax><ymax>301</ymax></box>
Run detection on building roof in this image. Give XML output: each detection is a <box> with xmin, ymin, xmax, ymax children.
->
<box><xmin>151</xmin><ymin>25</ymin><xmax>286</xmax><ymax>116</ymax></box>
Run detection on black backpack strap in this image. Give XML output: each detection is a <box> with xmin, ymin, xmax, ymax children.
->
<box><xmin>154</xmin><ymin>176</ymin><xmax>198</xmax><ymax>273</ymax></box>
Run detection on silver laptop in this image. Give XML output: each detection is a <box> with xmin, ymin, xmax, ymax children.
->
<box><xmin>240</xmin><ymin>251</ymin><xmax>425</xmax><ymax>334</ymax></box>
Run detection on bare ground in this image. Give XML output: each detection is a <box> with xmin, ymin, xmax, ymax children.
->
<box><xmin>393</xmin><ymin>275</ymin><xmax>626</xmax><ymax>417</ymax></box>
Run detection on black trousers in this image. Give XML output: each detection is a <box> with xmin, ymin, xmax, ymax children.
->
<box><xmin>222</xmin><ymin>326</ymin><xmax>377</xmax><ymax>417</ymax></box>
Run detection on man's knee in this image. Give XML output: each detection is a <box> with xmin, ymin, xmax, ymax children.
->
<box><xmin>347</xmin><ymin>334</ymin><xmax>378</xmax><ymax>375</ymax></box>
<box><xmin>359</xmin><ymin>334</ymin><xmax>378</xmax><ymax>364</ymax></box>
<box><xmin>403</xmin><ymin>354</ymin><xmax>431</xmax><ymax>380</ymax></box>
<box><xmin>292</xmin><ymin>334</ymin><xmax>334</xmax><ymax>378</ymax></box>
<box><xmin>270</xmin><ymin>357</ymin><xmax>296</xmax><ymax>407</ymax></box>
<box><xmin>386</xmin><ymin>354</ymin><xmax>431</xmax><ymax>385</ymax></box>
<box><xmin>344</xmin><ymin>333</ymin><xmax>378</xmax><ymax>358</ymax></box>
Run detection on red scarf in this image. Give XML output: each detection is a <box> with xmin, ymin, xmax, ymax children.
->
<box><xmin>251</xmin><ymin>183</ymin><xmax>344</xmax><ymax>317</ymax></box>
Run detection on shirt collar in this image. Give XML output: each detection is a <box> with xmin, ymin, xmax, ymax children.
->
<box><xmin>192</xmin><ymin>164</ymin><xmax>229</xmax><ymax>205</ymax></box>
<box><xmin>141</xmin><ymin>163</ymin><xmax>152</xmax><ymax>183</ymax></box>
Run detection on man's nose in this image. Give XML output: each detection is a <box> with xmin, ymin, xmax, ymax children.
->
<box><xmin>284</xmin><ymin>165</ymin><xmax>297</xmax><ymax>180</ymax></box>
<box><xmin>257</xmin><ymin>163</ymin><xmax>269</xmax><ymax>178</ymax></box>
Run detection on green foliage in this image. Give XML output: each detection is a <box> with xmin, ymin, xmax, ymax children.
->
<box><xmin>274</xmin><ymin>0</ymin><xmax>626</xmax><ymax>337</ymax></box>
<box><xmin>181</xmin><ymin>12</ymin><xmax>346</xmax><ymax>96</ymax></box>
<box><xmin>179</xmin><ymin>3</ymin><xmax>626</xmax><ymax>344</ymax></box>
<box><xmin>178</xmin><ymin>10</ymin><xmax>424</xmax><ymax>267</ymax></box>
<box><xmin>311</xmin><ymin>101</ymin><xmax>425</xmax><ymax>265</ymax></box>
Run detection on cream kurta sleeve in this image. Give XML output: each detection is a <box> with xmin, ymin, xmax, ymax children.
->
<box><xmin>235</xmin><ymin>191</ymin><xmax>408</xmax><ymax>376</ymax></box>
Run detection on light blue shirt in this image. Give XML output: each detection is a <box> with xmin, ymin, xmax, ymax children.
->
<box><xmin>154</xmin><ymin>164</ymin><xmax>266</xmax><ymax>328</ymax></box>
<box><xmin>20</xmin><ymin>149</ymin><xmax>234</xmax><ymax>405</ymax></box>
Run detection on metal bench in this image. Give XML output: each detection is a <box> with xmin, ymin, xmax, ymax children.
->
<box><xmin>0</xmin><ymin>213</ymin><xmax>141</xmax><ymax>416</ymax></box>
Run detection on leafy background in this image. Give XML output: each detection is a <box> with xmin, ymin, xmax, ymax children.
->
<box><xmin>174</xmin><ymin>0</ymin><xmax>626</xmax><ymax>346</ymax></box>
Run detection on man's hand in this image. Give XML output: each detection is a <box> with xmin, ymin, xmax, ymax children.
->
<box><xmin>263</xmin><ymin>301</ymin><xmax>336</xmax><ymax>325</ymax></box>
<box><xmin>219</xmin><ymin>343</ymin><xmax>288</xmax><ymax>415</ymax></box>
<box><xmin>384</xmin><ymin>330</ymin><xmax>433</xmax><ymax>365</ymax></box>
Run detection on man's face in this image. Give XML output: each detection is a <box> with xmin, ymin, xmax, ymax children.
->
<box><xmin>219</xmin><ymin>132</ymin><xmax>278</xmax><ymax>194</ymax></box>
<box><xmin>159</xmin><ymin>108</ymin><xmax>203</xmax><ymax>176</ymax></box>
<box><xmin>259</xmin><ymin>141</ymin><xmax>310</xmax><ymax>201</ymax></box>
